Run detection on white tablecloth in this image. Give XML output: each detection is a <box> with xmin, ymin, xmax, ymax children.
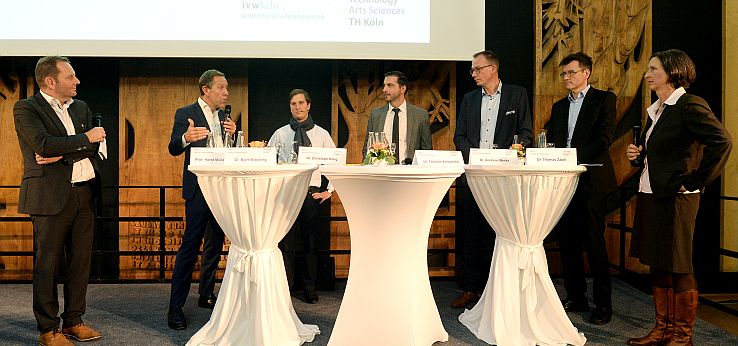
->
<box><xmin>458</xmin><ymin>165</ymin><xmax>587</xmax><ymax>346</ymax></box>
<box><xmin>319</xmin><ymin>165</ymin><xmax>464</xmax><ymax>346</ymax></box>
<box><xmin>186</xmin><ymin>164</ymin><xmax>321</xmax><ymax>346</ymax></box>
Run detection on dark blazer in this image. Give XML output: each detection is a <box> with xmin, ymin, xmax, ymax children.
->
<box><xmin>635</xmin><ymin>94</ymin><xmax>732</xmax><ymax>197</ymax></box>
<box><xmin>546</xmin><ymin>87</ymin><xmax>617</xmax><ymax>194</ymax></box>
<box><xmin>362</xmin><ymin>102</ymin><xmax>432</xmax><ymax>160</ymax></box>
<box><xmin>168</xmin><ymin>101</ymin><xmax>226</xmax><ymax>201</ymax></box>
<box><xmin>454</xmin><ymin>84</ymin><xmax>534</xmax><ymax>163</ymax></box>
<box><xmin>14</xmin><ymin>93</ymin><xmax>100</xmax><ymax>215</ymax></box>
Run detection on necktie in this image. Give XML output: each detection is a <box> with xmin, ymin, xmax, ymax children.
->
<box><xmin>392</xmin><ymin>107</ymin><xmax>400</xmax><ymax>163</ymax></box>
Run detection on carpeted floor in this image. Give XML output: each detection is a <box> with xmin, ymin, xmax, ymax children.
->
<box><xmin>1</xmin><ymin>279</ymin><xmax>736</xmax><ymax>345</ymax></box>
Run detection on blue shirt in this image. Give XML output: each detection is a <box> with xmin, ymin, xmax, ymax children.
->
<box><xmin>566</xmin><ymin>84</ymin><xmax>590</xmax><ymax>147</ymax></box>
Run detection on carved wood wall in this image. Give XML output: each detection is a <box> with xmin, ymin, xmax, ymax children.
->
<box><xmin>0</xmin><ymin>71</ymin><xmax>33</xmax><ymax>280</ymax></box>
<box><xmin>535</xmin><ymin>0</ymin><xmax>653</xmax><ymax>274</ymax></box>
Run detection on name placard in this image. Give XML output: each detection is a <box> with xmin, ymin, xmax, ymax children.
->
<box><xmin>190</xmin><ymin>147</ymin><xmax>277</xmax><ymax>166</ymax></box>
<box><xmin>525</xmin><ymin>148</ymin><xmax>578</xmax><ymax>166</ymax></box>
<box><xmin>412</xmin><ymin>150</ymin><xmax>464</xmax><ymax>167</ymax></box>
<box><xmin>469</xmin><ymin>148</ymin><xmax>519</xmax><ymax>165</ymax></box>
<box><xmin>297</xmin><ymin>147</ymin><xmax>347</xmax><ymax>165</ymax></box>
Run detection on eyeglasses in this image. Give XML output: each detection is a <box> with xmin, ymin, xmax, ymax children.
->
<box><xmin>559</xmin><ymin>69</ymin><xmax>585</xmax><ymax>78</ymax></box>
<box><xmin>470</xmin><ymin>64</ymin><xmax>494</xmax><ymax>75</ymax></box>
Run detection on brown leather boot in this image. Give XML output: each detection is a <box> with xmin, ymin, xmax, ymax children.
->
<box><xmin>38</xmin><ymin>330</ymin><xmax>74</xmax><ymax>346</ymax></box>
<box><xmin>627</xmin><ymin>287</ymin><xmax>674</xmax><ymax>345</ymax></box>
<box><xmin>667</xmin><ymin>289</ymin><xmax>698</xmax><ymax>346</ymax></box>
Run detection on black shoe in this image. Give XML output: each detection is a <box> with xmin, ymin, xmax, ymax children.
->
<box><xmin>589</xmin><ymin>306</ymin><xmax>612</xmax><ymax>325</ymax></box>
<box><xmin>198</xmin><ymin>294</ymin><xmax>217</xmax><ymax>309</ymax></box>
<box><xmin>561</xmin><ymin>296</ymin><xmax>589</xmax><ymax>312</ymax></box>
<box><xmin>303</xmin><ymin>289</ymin><xmax>319</xmax><ymax>304</ymax></box>
<box><xmin>167</xmin><ymin>306</ymin><xmax>187</xmax><ymax>330</ymax></box>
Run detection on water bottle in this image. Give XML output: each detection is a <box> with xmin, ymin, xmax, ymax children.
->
<box><xmin>234</xmin><ymin>131</ymin><xmax>244</xmax><ymax>147</ymax></box>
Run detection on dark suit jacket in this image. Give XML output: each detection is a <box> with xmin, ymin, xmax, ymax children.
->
<box><xmin>545</xmin><ymin>87</ymin><xmax>617</xmax><ymax>194</ymax></box>
<box><xmin>14</xmin><ymin>93</ymin><xmax>100</xmax><ymax>215</ymax></box>
<box><xmin>635</xmin><ymin>94</ymin><xmax>732</xmax><ymax>197</ymax></box>
<box><xmin>362</xmin><ymin>102</ymin><xmax>432</xmax><ymax>160</ymax></box>
<box><xmin>168</xmin><ymin>101</ymin><xmax>226</xmax><ymax>201</ymax></box>
<box><xmin>454</xmin><ymin>84</ymin><xmax>534</xmax><ymax>163</ymax></box>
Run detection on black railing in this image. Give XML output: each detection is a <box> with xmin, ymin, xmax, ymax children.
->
<box><xmin>0</xmin><ymin>184</ymin><xmax>459</xmax><ymax>283</ymax></box>
<box><xmin>607</xmin><ymin>186</ymin><xmax>738</xmax><ymax>317</ymax></box>
<box><xmin>3</xmin><ymin>184</ymin><xmax>735</xmax><ymax>317</ymax></box>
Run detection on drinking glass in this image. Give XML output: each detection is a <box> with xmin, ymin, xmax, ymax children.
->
<box><xmin>379</xmin><ymin>132</ymin><xmax>389</xmax><ymax>146</ymax></box>
<box><xmin>289</xmin><ymin>140</ymin><xmax>299</xmax><ymax>164</ymax></box>
<box><xmin>205</xmin><ymin>132</ymin><xmax>215</xmax><ymax>148</ymax></box>
<box><xmin>234</xmin><ymin>131</ymin><xmax>245</xmax><ymax>147</ymax></box>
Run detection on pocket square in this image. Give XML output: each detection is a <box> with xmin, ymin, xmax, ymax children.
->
<box><xmin>505</xmin><ymin>110</ymin><xmax>516</xmax><ymax>115</ymax></box>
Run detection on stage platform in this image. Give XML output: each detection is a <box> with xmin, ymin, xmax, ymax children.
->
<box><xmin>1</xmin><ymin>279</ymin><xmax>736</xmax><ymax>345</ymax></box>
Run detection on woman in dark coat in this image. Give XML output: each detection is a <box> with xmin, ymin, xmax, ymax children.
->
<box><xmin>626</xmin><ymin>49</ymin><xmax>732</xmax><ymax>345</ymax></box>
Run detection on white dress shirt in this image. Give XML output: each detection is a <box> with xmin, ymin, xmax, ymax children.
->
<box><xmin>39</xmin><ymin>91</ymin><xmax>96</xmax><ymax>183</ymax></box>
<box><xmin>382</xmin><ymin>100</ymin><xmax>408</xmax><ymax>161</ymax></box>
<box><xmin>479</xmin><ymin>82</ymin><xmax>502</xmax><ymax>149</ymax></box>
<box><xmin>181</xmin><ymin>98</ymin><xmax>222</xmax><ymax>148</ymax></box>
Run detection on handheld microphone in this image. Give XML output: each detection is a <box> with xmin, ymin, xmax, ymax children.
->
<box><xmin>224</xmin><ymin>105</ymin><xmax>232</xmax><ymax>119</ymax></box>
<box><xmin>631</xmin><ymin>125</ymin><xmax>643</xmax><ymax>166</ymax></box>
<box><xmin>94</xmin><ymin>113</ymin><xmax>102</xmax><ymax>127</ymax></box>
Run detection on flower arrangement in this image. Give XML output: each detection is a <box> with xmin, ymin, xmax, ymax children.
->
<box><xmin>362</xmin><ymin>142</ymin><xmax>396</xmax><ymax>165</ymax></box>
<box><xmin>510</xmin><ymin>143</ymin><xmax>525</xmax><ymax>158</ymax></box>
<box><xmin>248</xmin><ymin>140</ymin><xmax>267</xmax><ymax>148</ymax></box>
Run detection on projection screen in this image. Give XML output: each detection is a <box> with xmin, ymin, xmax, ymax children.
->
<box><xmin>0</xmin><ymin>0</ymin><xmax>484</xmax><ymax>61</ymax></box>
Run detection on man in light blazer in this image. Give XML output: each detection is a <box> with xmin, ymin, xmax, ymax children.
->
<box><xmin>14</xmin><ymin>56</ymin><xmax>105</xmax><ymax>345</ymax></box>
<box><xmin>166</xmin><ymin>69</ymin><xmax>236</xmax><ymax>330</ymax></box>
<box><xmin>545</xmin><ymin>52</ymin><xmax>617</xmax><ymax>325</ymax></box>
<box><xmin>363</xmin><ymin>71</ymin><xmax>432</xmax><ymax>164</ymax></box>
<box><xmin>451</xmin><ymin>50</ymin><xmax>533</xmax><ymax>308</ymax></box>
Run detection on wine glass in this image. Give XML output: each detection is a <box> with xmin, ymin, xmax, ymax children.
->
<box><xmin>289</xmin><ymin>140</ymin><xmax>299</xmax><ymax>164</ymax></box>
<box><xmin>366</xmin><ymin>131</ymin><xmax>375</xmax><ymax>153</ymax></box>
<box><xmin>379</xmin><ymin>132</ymin><xmax>389</xmax><ymax>146</ymax></box>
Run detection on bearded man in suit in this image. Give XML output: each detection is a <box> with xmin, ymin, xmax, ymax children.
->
<box><xmin>363</xmin><ymin>70</ymin><xmax>432</xmax><ymax>164</ymax></box>
<box><xmin>14</xmin><ymin>56</ymin><xmax>106</xmax><ymax>345</ymax></box>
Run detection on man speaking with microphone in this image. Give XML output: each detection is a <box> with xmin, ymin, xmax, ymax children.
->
<box><xmin>167</xmin><ymin>69</ymin><xmax>235</xmax><ymax>330</ymax></box>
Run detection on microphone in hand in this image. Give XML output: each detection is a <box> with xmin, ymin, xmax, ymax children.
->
<box><xmin>630</xmin><ymin>125</ymin><xmax>643</xmax><ymax>166</ymax></box>
<box><xmin>94</xmin><ymin>113</ymin><xmax>103</xmax><ymax>128</ymax></box>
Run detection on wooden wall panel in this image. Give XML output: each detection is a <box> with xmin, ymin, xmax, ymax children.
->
<box><xmin>0</xmin><ymin>74</ymin><xmax>34</xmax><ymax>280</ymax></box>
<box><xmin>118</xmin><ymin>67</ymin><xmax>248</xmax><ymax>279</ymax></box>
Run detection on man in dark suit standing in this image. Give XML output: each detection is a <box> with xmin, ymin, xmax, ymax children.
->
<box><xmin>363</xmin><ymin>71</ymin><xmax>432</xmax><ymax>164</ymax></box>
<box><xmin>545</xmin><ymin>52</ymin><xmax>617</xmax><ymax>325</ymax></box>
<box><xmin>452</xmin><ymin>50</ymin><xmax>533</xmax><ymax>308</ymax></box>
<box><xmin>166</xmin><ymin>69</ymin><xmax>235</xmax><ymax>330</ymax></box>
<box><xmin>14</xmin><ymin>56</ymin><xmax>105</xmax><ymax>345</ymax></box>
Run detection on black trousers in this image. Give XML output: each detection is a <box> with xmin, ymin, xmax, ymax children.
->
<box><xmin>460</xmin><ymin>185</ymin><xmax>496</xmax><ymax>293</ymax></box>
<box><xmin>169</xmin><ymin>189</ymin><xmax>225</xmax><ymax>308</ymax></box>
<box><xmin>32</xmin><ymin>185</ymin><xmax>95</xmax><ymax>333</ymax></box>
<box><xmin>281</xmin><ymin>187</ymin><xmax>322</xmax><ymax>291</ymax></box>
<box><xmin>555</xmin><ymin>190</ymin><xmax>612</xmax><ymax>308</ymax></box>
